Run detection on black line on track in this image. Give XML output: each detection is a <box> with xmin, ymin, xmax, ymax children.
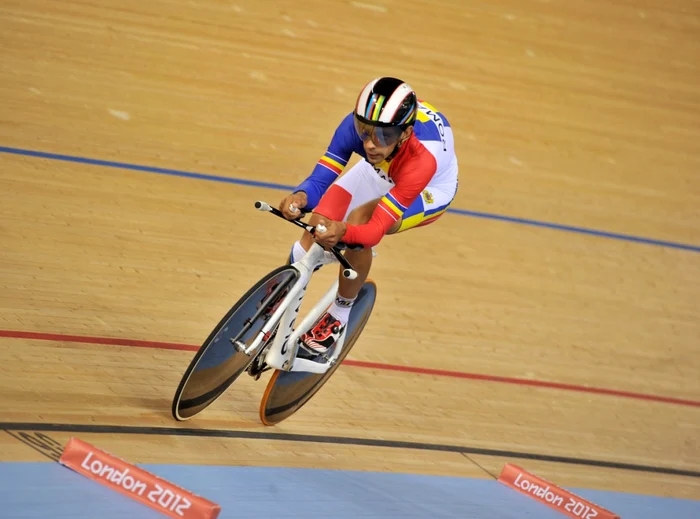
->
<box><xmin>2</xmin><ymin>422</ymin><xmax>698</xmax><ymax>478</ymax></box>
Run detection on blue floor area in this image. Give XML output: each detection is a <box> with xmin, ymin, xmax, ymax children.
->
<box><xmin>2</xmin><ymin>462</ymin><xmax>699</xmax><ymax>518</ymax></box>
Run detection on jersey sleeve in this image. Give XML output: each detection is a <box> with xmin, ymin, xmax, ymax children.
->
<box><xmin>342</xmin><ymin>151</ymin><xmax>438</xmax><ymax>248</ymax></box>
<box><xmin>293</xmin><ymin>113</ymin><xmax>364</xmax><ymax>209</ymax></box>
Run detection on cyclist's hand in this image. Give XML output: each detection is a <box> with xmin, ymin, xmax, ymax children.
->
<box><xmin>279</xmin><ymin>192</ymin><xmax>308</xmax><ymax>220</ymax></box>
<box><xmin>314</xmin><ymin>218</ymin><xmax>347</xmax><ymax>249</ymax></box>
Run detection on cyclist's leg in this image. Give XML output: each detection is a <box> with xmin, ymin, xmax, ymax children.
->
<box><xmin>335</xmin><ymin>197</ymin><xmax>380</xmax><ymax>299</ymax></box>
<box><xmin>299</xmin><ymin>197</ymin><xmax>378</xmax><ymax>353</ymax></box>
<box><xmin>296</xmin><ymin>160</ymin><xmax>390</xmax><ymax>256</ymax></box>
<box><xmin>296</xmin><ymin>162</ymin><xmax>391</xmax><ymax>352</ymax></box>
<box><xmin>314</xmin><ymin>161</ymin><xmax>391</xmax><ymax>299</ymax></box>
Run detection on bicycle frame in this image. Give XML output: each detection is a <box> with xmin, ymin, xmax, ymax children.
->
<box><xmin>232</xmin><ymin>201</ymin><xmax>355</xmax><ymax>374</ymax></box>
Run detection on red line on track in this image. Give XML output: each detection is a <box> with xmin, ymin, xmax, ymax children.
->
<box><xmin>2</xmin><ymin>329</ymin><xmax>698</xmax><ymax>408</ymax></box>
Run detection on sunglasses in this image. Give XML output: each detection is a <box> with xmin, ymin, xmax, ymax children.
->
<box><xmin>353</xmin><ymin>117</ymin><xmax>404</xmax><ymax>147</ymax></box>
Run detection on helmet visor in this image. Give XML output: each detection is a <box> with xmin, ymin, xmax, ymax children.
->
<box><xmin>353</xmin><ymin>117</ymin><xmax>403</xmax><ymax>148</ymax></box>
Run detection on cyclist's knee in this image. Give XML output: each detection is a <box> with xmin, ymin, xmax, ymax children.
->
<box><xmin>388</xmin><ymin>218</ymin><xmax>402</xmax><ymax>234</ymax></box>
<box><xmin>347</xmin><ymin>199</ymin><xmax>381</xmax><ymax>225</ymax></box>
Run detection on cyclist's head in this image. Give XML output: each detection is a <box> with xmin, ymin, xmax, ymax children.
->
<box><xmin>353</xmin><ymin>77</ymin><xmax>417</xmax><ymax>162</ymax></box>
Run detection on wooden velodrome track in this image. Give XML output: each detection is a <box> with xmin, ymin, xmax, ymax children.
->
<box><xmin>1</xmin><ymin>0</ymin><xmax>699</xmax><ymax>505</ymax></box>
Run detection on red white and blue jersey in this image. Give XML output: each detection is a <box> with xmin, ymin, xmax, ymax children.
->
<box><xmin>294</xmin><ymin>101</ymin><xmax>458</xmax><ymax>247</ymax></box>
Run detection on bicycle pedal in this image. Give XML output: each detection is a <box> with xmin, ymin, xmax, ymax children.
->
<box><xmin>296</xmin><ymin>343</ymin><xmax>336</xmax><ymax>365</ymax></box>
<box><xmin>296</xmin><ymin>343</ymin><xmax>323</xmax><ymax>361</ymax></box>
<box><xmin>248</xmin><ymin>364</ymin><xmax>271</xmax><ymax>381</ymax></box>
<box><xmin>247</xmin><ymin>349</ymin><xmax>271</xmax><ymax>379</ymax></box>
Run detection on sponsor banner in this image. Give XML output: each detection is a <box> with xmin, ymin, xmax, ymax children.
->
<box><xmin>60</xmin><ymin>437</ymin><xmax>220</xmax><ymax>519</ymax></box>
<box><xmin>498</xmin><ymin>463</ymin><xmax>619</xmax><ymax>519</ymax></box>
